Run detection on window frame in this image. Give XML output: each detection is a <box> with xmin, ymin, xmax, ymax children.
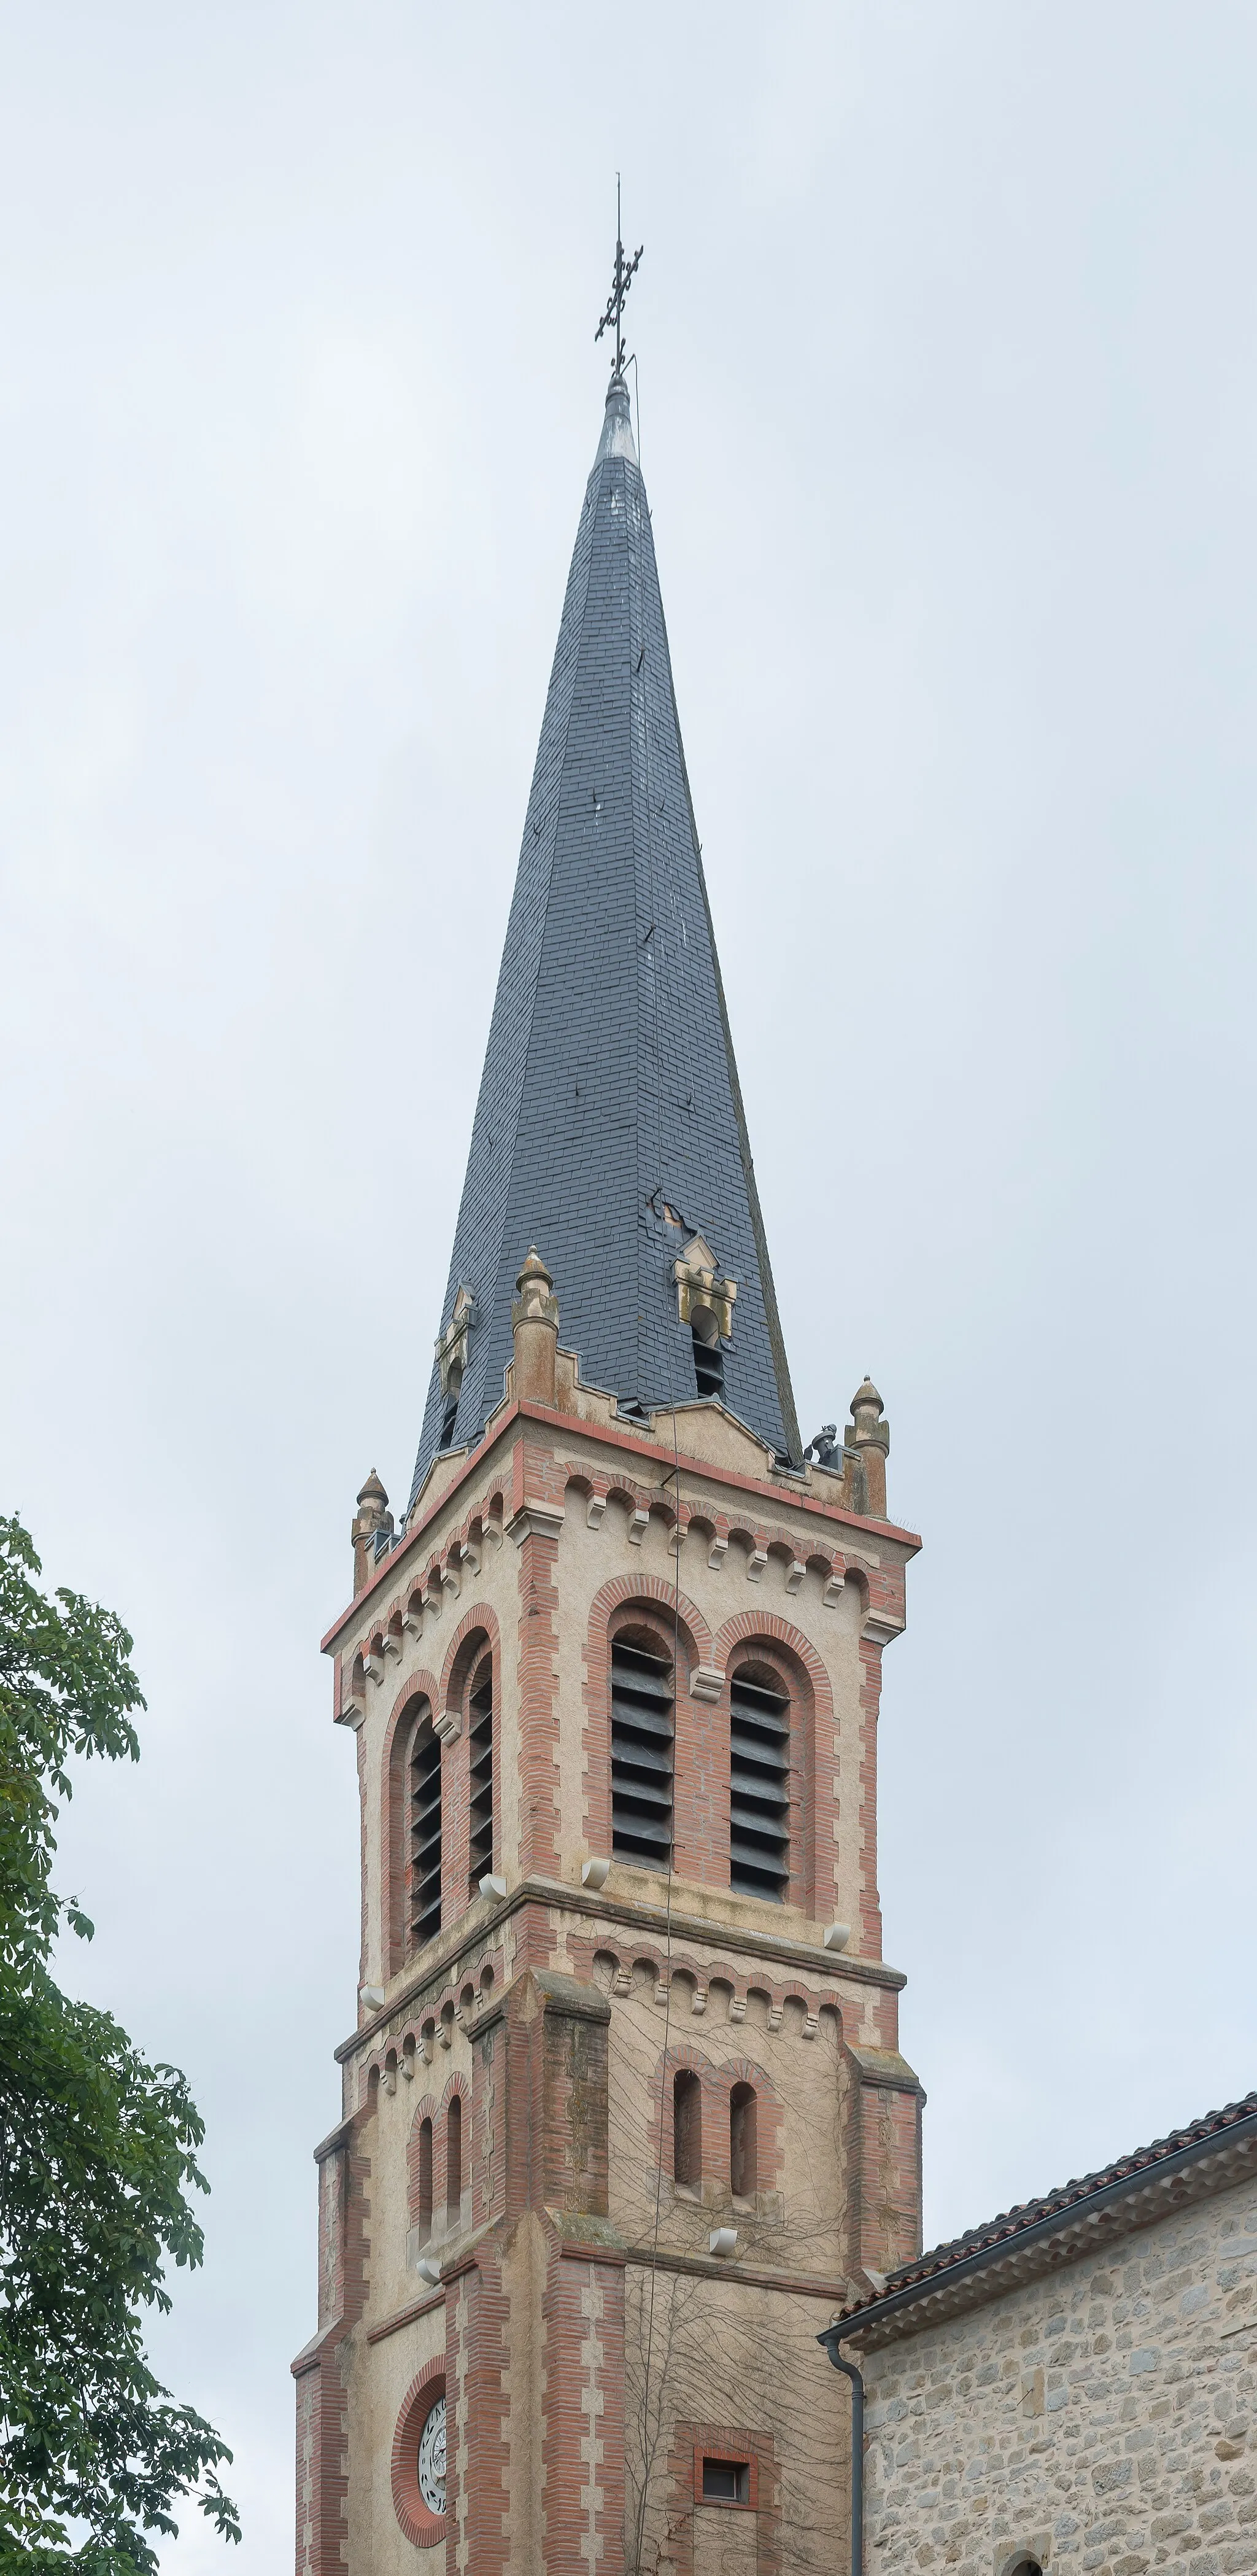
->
<box><xmin>609</xmin><ymin>1620</ymin><xmax>676</xmax><ymax>1874</ymax></box>
<box><xmin>730</xmin><ymin>2080</ymin><xmax>758</xmax><ymax>2200</ymax></box>
<box><xmin>695</xmin><ymin>2448</ymin><xmax>757</xmax><ymax>2512</ymax></box>
<box><xmin>408</xmin><ymin>1699</ymin><xmax>443</xmax><ymax>1952</ymax></box>
<box><xmin>727</xmin><ymin>1653</ymin><xmax>793</xmax><ymax>1904</ymax></box>
<box><xmin>672</xmin><ymin>2066</ymin><xmax>703</xmax><ymax>2190</ymax></box>
<box><xmin>446</xmin><ymin>2092</ymin><xmax>463</xmax><ymax>2221</ymax></box>
<box><xmin>466</xmin><ymin>1648</ymin><xmax>495</xmax><ymax>1897</ymax></box>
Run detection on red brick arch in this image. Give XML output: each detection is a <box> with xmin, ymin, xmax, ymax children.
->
<box><xmin>438</xmin><ymin>1600</ymin><xmax>502</xmax><ymax>1710</ymax></box>
<box><xmin>390</xmin><ymin>2359</ymin><xmax>447</xmax><ymax>2548</ymax></box>
<box><xmin>581</xmin><ymin>1573</ymin><xmax>713</xmax><ymax>1866</ymax></box>
<box><xmin>714</xmin><ymin>1611</ymin><xmax>836</xmax><ymax>1918</ymax></box>
<box><xmin>437</xmin><ymin>1604</ymin><xmax>502</xmax><ymax>1915</ymax></box>
<box><xmin>380</xmin><ymin>1670</ymin><xmax>441</xmax><ymax>1980</ymax></box>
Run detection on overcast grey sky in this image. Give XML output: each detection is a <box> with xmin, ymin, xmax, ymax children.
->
<box><xmin>2</xmin><ymin>3</ymin><xmax>1255</xmax><ymax>2563</ymax></box>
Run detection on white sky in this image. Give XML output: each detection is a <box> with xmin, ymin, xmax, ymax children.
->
<box><xmin>2</xmin><ymin>4</ymin><xmax>1255</xmax><ymax>2564</ymax></box>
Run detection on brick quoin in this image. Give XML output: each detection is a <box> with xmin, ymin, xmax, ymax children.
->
<box><xmin>291</xmin><ymin>2115</ymin><xmax>371</xmax><ymax>2576</ymax></box>
<box><xmin>542</xmin><ymin>2250</ymin><xmax>627</xmax><ymax>2575</ymax></box>
<box><xmin>856</xmin><ymin>1635</ymin><xmax>884</xmax><ymax>1957</ymax></box>
<box><xmin>452</xmin><ymin>2252</ymin><xmax>511</xmax><ymax>2575</ymax></box>
<box><xmin>514</xmin><ymin>1487</ymin><xmax>562</xmax><ymax>1877</ymax></box>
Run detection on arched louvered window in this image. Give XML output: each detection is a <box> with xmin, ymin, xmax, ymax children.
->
<box><xmin>691</xmin><ymin>1306</ymin><xmax>724</xmax><ymax>1399</ymax></box>
<box><xmin>446</xmin><ymin>2094</ymin><xmax>463</xmax><ymax>2217</ymax></box>
<box><xmin>730</xmin><ymin>2082</ymin><xmax>757</xmax><ymax>2197</ymax></box>
<box><xmin>673</xmin><ymin>2069</ymin><xmax>702</xmax><ymax>2187</ymax></box>
<box><xmin>729</xmin><ymin>1663</ymin><xmax>790</xmax><ymax>1902</ymax></box>
<box><xmin>409</xmin><ymin>1703</ymin><xmax>443</xmax><ymax>1948</ymax></box>
<box><xmin>610</xmin><ymin>1631</ymin><xmax>674</xmax><ymax>1870</ymax></box>
<box><xmin>467</xmin><ymin>1654</ymin><xmax>493</xmax><ymax>1895</ymax></box>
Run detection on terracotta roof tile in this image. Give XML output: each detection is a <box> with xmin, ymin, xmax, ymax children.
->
<box><xmin>841</xmin><ymin>2086</ymin><xmax>1257</xmax><ymax>2324</ymax></box>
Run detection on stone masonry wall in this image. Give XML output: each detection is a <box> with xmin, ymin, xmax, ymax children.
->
<box><xmin>859</xmin><ymin>2171</ymin><xmax>1257</xmax><ymax>2576</ymax></box>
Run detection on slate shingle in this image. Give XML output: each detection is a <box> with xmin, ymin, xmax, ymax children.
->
<box><xmin>407</xmin><ymin>379</ymin><xmax>800</xmax><ymax>1510</ymax></box>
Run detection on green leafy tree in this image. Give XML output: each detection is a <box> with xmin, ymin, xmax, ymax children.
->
<box><xmin>0</xmin><ymin>1512</ymin><xmax>240</xmax><ymax>2572</ymax></box>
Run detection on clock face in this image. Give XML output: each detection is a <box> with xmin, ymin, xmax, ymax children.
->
<box><xmin>417</xmin><ymin>2394</ymin><xmax>447</xmax><ymax>2517</ymax></box>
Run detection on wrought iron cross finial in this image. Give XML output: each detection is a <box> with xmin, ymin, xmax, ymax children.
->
<box><xmin>595</xmin><ymin>176</ymin><xmax>643</xmax><ymax>384</ymax></box>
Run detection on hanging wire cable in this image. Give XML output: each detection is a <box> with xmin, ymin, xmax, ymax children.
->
<box><xmin>630</xmin><ymin>1405</ymin><xmax>684</xmax><ymax>2574</ymax></box>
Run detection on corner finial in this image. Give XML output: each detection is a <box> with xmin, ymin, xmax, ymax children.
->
<box><xmin>848</xmin><ymin>1379</ymin><xmax>890</xmax><ymax>1519</ymax></box>
<box><xmin>594</xmin><ymin>176</ymin><xmax>643</xmax><ymax>389</ymax></box>
<box><xmin>512</xmin><ymin>1248</ymin><xmax>559</xmax><ymax>1408</ymax></box>
<box><xmin>351</xmin><ymin>1468</ymin><xmax>393</xmax><ymax>1594</ymax></box>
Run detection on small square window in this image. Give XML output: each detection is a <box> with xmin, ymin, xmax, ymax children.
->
<box><xmin>702</xmin><ymin>2457</ymin><xmax>749</xmax><ymax>2505</ymax></box>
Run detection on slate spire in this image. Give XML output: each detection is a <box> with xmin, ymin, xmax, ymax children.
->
<box><xmin>408</xmin><ymin>375</ymin><xmax>800</xmax><ymax>1508</ymax></box>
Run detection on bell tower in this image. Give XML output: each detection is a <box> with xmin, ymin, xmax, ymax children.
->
<box><xmin>293</xmin><ymin>352</ymin><xmax>923</xmax><ymax>2575</ymax></box>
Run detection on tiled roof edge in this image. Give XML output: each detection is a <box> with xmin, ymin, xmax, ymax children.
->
<box><xmin>834</xmin><ymin>2088</ymin><xmax>1257</xmax><ymax>2338</ymax></box>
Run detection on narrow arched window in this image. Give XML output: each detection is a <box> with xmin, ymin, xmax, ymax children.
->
<box><xmin>691</xmin><ymin>1306</ymin><xmax>724</xmax><ymax>1399</ymax></box>
<box><xmin>673</xmin><ymin>2068</ymin><xmax>702</xmax><ymax>2187</ymax></box>
<box><xmin>446</xmin><ymin>2094</ymin><xmax>463</xmax><ymax>2217</ymax></box>
<box><xmin>409</xmin><ymin>1704</ymin><xmax>443</xmax><ymax>1948</ymax></box>
<box><xmin>467</xmin><ymin>1653</ymin><xmax>493</xmax><ymax>1895</ymax></box>
<box><xmin>611</xmin><ymin>1631</ymin><xmax>674</xmax><ymax>1871</ymax></box>
<box><xmin>730</xmin><ymin>2083</ymin><xmax>757</xmax><ymax>2197</ymax></box>
<box><xmin>729</xmin><ymin>1662</ymin><xmax>790</xmax><ymax>1902</ymax></box>
<box><xmin>417</xmin><ymin>2117</ymin><xmax>433</xmax><ymax>2240</ymax></box>
<box><xmin>439</xmin><ymin>1359</ymin><xmax>462</xmax><ymax>1452</ymax></box>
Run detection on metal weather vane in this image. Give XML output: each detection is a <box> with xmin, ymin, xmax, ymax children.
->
<box><xmin>595</xmin><ymin>177</ymin><xmax>643</xmax><ymax>383</ymax></box>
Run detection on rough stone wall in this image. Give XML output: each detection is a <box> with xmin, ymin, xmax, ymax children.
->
<box><xmin>859</xmin><ymin>2173</ymin><xmax>1257</xmax><ymax>2576</ymax></box>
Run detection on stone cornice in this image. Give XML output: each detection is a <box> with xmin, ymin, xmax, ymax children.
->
<box><xmin>335</xmin><ymin>1875</ymin><xmax>906</xmax><ymax>2065</ymax></box>
<box><xmin>320</xmin><ymin>1400</ymin><xmax>921</xmax><ymax>1655</ymax></box>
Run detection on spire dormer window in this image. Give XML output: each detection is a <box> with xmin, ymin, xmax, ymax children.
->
<box><xmin>435</xmin><ymin>1287</ymin><xmax>475</xmax><ymax>1454</ymax></box>
<box><xmin>673</xmin><ymin>1236</ymin><xmax>735</xmax><ymax>1407</ymax></box>
<box><xmin>691</xmin><ymin>1307</ymin><xmax>724</xmax><ymax>1400</ymax></box>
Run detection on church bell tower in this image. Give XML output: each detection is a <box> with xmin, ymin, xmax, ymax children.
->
<box><xmin>294</xmin><ymin>308</ymin><xmax>923</xmax><ymax>2575</ymax></box>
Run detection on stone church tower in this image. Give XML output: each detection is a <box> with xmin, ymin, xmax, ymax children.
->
<box><xmin>294</xmin><ymin>366</ymin><xmax>924</xmax><ymax>2575</ymax></box>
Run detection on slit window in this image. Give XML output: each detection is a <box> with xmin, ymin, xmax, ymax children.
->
<box><xmin>702</xmin><ymin>2458</ymin><xmax>750</xmax><ymax>2505</ymax></box>
<box><xmin>409</xmin><ymin>1705</ymin><xmax>443</xmax><ymax>1948</ymax></box>
<box><xmin>611</xmin><ymin>1632</ymin><xmax>675</xmax><ymax>1871</ymax></box>
<box><xmin>673</xmin><ymin>2068</ymin><xmax>702</xmax><ymax>2187</ymax></box>
<box><xmin>730</xmin><ymin>2082</ymin><xmax>757</xmax><ymax>2197</ymax></box>
<box><xmin>691</xmin><ymin>1306</ymin><xmax>724</xmax><ymax>1399</ymax></box>
<box><xmin>446</xmin><ymin>2095</ymin><xmax>462</xmax><ymax>2217</ymax></box>
<box><xmin>467</xmin><ymin>1655</ymin><xmax>494</xmax><ymax>1895</ymax></box>
<box><xmin>417</xmin><ymin>2117</ymin><xmax>433</xmax><ymax>2239</ymax></box>
<box><xmin>729</xmin><ymin>1664</ymin><xmax>790</xmax><ymax>1903</ymax></box>
<box><xmin>439</xmin><ymin>1359</ymin><xmax>462</xmax><ymax>1452</ymax></box>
